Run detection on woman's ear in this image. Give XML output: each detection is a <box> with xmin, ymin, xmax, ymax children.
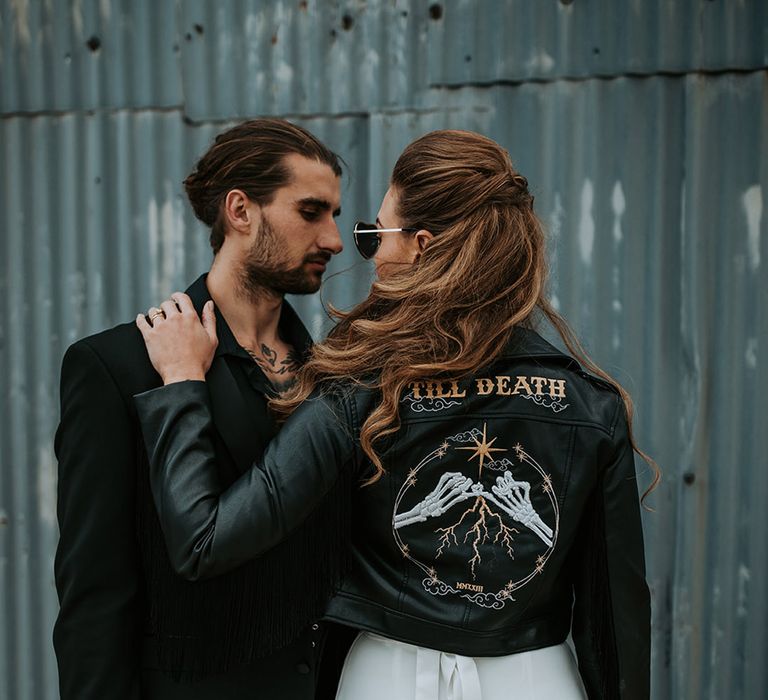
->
<box><xmin>414</xmin><ymin>229</ymin><xmax>434</xmax><ymax>253</ymax></box>
<box><xmin>412</xmin><ymin>230</ymin><xmax>433</xmax><ymax>264</ymax></box>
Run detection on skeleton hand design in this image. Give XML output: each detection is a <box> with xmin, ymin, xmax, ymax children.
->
<box><xmin>394</xmin><ymin>472</ymin><xmax>475</xmax><ymax>529</ymax></box>
<box><xmin>487</xmin><ymin>471</ymin><xmax>554</xmax><ymax>547</ymax></box>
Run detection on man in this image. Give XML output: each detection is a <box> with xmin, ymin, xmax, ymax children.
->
<box><xmin>54</xmin><ymin>119</ymin><xmax>345</xmax><ymax>699</ymax></box>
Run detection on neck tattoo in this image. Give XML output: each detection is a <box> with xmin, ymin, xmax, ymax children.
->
<box><xmin>244</xmin><ymin>342</ymin><xmax>301</xmax><ymax>392</ymax></box>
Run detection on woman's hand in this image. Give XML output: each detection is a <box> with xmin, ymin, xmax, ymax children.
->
<box><xmin>136</xmin><ymin>293</ymin><xmax>218</xmax><ymax>385</ymax></box>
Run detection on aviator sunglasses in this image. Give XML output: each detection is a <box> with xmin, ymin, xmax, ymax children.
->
<box><xmin>353</xmin><ymin>221</ymin><xmax>419</xmax><ymax>259</ymax></box>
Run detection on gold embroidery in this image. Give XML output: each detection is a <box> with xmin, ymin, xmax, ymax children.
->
<box><xmin>456</xmin><ymin>582</ymin><xmax>484</xmax><ymax>593</ymax></box>
<box><xmin>408</xmin><ymin>380</ymin><xmax>467</xmax><ymax>400</ymax></box>
<box><xmin>475</xmin><ymin>378</ymin><xmax>495</xmax><ymax>395</ymax></box>
<box><xmin>456</xmin><ymin>422</ymin><xmax>507</xmax><ymax>476</ymax></box>
<box><xmin>511</xmin><ymin>376</ymin><xmax>533</xmax><ymax>395</ymax></box>
<box><xmin>548</xmin><ymin>378</ymin><xmax>566</xmax><ymax>398</ymax></box>
<box><xmin>407</xmin><ymin>375</ymin><xmax>568</xmax><ymax>403</ymax></box>
<box><xmin>392</xmin><ymin>430</ymin><xmax>560</xmax><ymax>609</ymax></box>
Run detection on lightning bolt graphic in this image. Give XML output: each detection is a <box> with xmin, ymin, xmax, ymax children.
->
<box><xmin>435</xmin><ymin>495</ymin><xmax>518</xmax><ymax>580</ymax></box>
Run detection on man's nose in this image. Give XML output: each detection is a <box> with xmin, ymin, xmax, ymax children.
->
<box><xmin>320</xmin><ymin>220</ymin><xmax>343</xmax><ymax>255</ymax></box>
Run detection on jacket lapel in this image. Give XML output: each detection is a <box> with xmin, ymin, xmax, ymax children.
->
<box><xmin>206</xmin><ymin>357</ymin><xmax>266</xmax><ymax>474</ymax></box>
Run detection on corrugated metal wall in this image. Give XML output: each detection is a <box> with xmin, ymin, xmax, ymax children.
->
<box><xmin>1</xmin><ymin>1</ymin><xmax>765</xmax><ymax>698</ymax></box>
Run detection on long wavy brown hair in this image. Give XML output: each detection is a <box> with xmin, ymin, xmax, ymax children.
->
<box><xmin>272</xmin><ymin>130</ymin><xmax>660</xmax><ymax>499</ymax></box>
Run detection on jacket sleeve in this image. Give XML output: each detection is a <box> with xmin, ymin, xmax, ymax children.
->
<box><xmin>571</xmin><ymin>404</ymin><xmax>651</xmax><ymax>700</ymax></box>
<box><xmin>134</xmin><ymin>380</ymin><xmax>358</xmax><ymax>581</ymax></box>
<box><xmin>53</xmin><ymin>341</ymin><xmax>141</xmax><ymax>700</ymax></box>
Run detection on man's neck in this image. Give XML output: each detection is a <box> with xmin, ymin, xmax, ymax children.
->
<box><xmin>207</xmin><ymin>255</ymin><xmax>284</xmax><ymax>350</ymax></box>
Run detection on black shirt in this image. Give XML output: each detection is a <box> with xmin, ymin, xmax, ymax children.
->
<box><xmin>194</xmin><ymin>274</ymin><xmax>314</xmax><ymax>444</ymax></box>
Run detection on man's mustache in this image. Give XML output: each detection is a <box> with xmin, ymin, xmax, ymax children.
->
<box><xmin>304</xmin><ymin>252</ymin><xmax>332</xmax><ymax>265</ymax></box>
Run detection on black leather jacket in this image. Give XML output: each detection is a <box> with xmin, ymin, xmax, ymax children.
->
<box><xmin>135</xmin><ymin>327</ymin><xmax>651</xmax><ymax>699</ymax></box>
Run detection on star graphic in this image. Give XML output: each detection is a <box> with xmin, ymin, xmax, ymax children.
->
<box><xmin>535</xmin><ymin>554</ymin><xmax>546</xmax><ymax>573</ymax></box>
<box><xmin>440</xmin><ymin>441</ymin><xmax>450</xmax><ymax>451</ymax></box>
<box><xmin>457</xmin><ymin>422</ymin><xmax>507</xmax><ymax>477</ymax></box>
<box><xmin>542</xmin><ymin>474</ymin><xmax>552</xmax><ymax>493</ymax></box>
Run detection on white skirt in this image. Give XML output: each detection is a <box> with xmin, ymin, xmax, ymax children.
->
<box><xmin>335</xmin><ymin>632</ymin><xmax>587</xmax><ymax>700</ymax></box>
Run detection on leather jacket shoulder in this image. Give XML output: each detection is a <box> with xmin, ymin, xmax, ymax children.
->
<box><xmin>135</xmin><ymin>327</ymin><xmax>650</xmax><ymax>699</ymax></box>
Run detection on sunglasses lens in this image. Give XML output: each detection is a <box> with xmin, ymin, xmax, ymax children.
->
<box><xmin>360</xmin><ymin>235</ymin><xmax>379</xmax><ymax>259</ymax></box>
<box><xmin>354</xmin><ymin>222</ymin><xmax>379</xmax><ymax>259</ymax></box>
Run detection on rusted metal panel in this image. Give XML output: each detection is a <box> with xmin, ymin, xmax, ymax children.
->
<box><xmin>0</xmin><ymin>0</ymin><xmax>182</xmax><ymax>113</ymax></box>
<box><xmin>0</xmin><ymin>2</ymin><xmax>766</xmax><ymax>699</ymax></box>
<box><xmin>427</xmin><ymin>0</ymin><xmax>768</xmax><ymax>86</ymax></box>
<box><xmin>178</xmin><ymin>0</ymin><xmax>434</xmax><ymax>120</ymax></box>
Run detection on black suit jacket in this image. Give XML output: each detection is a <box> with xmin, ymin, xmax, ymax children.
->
<box><xmin>53</xmin><ymin>275</ymin><xmax>328</xmax><ymax>700</ymax></box>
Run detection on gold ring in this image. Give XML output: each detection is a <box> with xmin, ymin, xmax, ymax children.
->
<box><xmin>149</xmin><ymin>311</ymin><xmax>164</xmax><ymax>322</ymax></box>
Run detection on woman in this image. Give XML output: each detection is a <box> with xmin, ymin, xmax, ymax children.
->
<box><xmin>135</xmin><ymin>131</ymin><xmax>655</xmax><ymax>699</ymax></box>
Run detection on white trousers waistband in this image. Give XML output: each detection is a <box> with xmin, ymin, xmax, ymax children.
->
<box><xmin>415</xmin><ymin>641</ymin><xmax>482</xmax><ymax>700</ymax></box>
<box><xmin>336</xmin><ymin>631</ymin><xmax>587</xmax><ymax>700</ymax></box>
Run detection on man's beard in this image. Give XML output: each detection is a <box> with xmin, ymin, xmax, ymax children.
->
<box><xmin>237</xmin><ymin>215</ymin><xmax>330</xmax><ymax>300</ymax></box>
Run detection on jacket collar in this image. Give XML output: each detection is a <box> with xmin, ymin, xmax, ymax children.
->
<box><xmin>500</xmin><ymin>326</ymin><xmax>582</xmax><ymax>370</ymax></box>
<box><xmin>185</xmin><ymin>273</ymin><xmax>213</xmax><ymax>314</ymax></box>
<box><xmin>184</xmin><ymin>274</ymin><xmax>313</xmax><ymax>475</ymax></box>
<box><xmin>187</xmin><ymin>274</ymin><xmax>313</xmax><ymax>363</ymax></box>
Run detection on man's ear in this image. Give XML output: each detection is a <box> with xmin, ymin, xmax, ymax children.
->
<box><xmin>223</xmin><ymin>189</ymin><xmax>257</xmax><ymax>235</ymax></box>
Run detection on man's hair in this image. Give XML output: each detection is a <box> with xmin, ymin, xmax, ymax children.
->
<box><xmin>184</xmin><ymin>119</ymin><xmax>342</xmax><ymax>254</ymax></box>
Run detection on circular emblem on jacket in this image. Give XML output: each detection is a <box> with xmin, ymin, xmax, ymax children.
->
<box><xmin>392</xmin><ymin>422</ymin><xmax>560</xmax><ymax>609</ymax></box>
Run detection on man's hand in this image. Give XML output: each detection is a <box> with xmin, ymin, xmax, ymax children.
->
<box><xmin>136</xmin><ymin>293</ymin><xmax>218</xmax><ymax>384</ymax></box>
